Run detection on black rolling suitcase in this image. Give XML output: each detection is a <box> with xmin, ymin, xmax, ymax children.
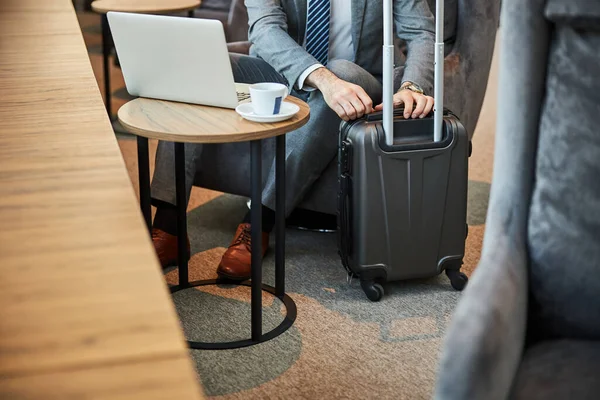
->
<box><xmin>337</xmin><ymin>0</ymin><xmax>470</xmax><ymax>301</ymax></box>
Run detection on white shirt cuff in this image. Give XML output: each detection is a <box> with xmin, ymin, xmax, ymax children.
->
<box><xmin>296</xmin><ymin>64</ymin><xmax>325</xmax><ymax>91</ymax></box>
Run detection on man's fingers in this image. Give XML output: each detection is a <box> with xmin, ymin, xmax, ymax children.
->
<box><xmin>350</xmin><ymin>98</ymin><xmax>366</xmax><ymax>118</ymax></box>
<box><xmin>400</xmin><ymin>91</ymin><xmax>414</xmax><ymax>118</ymax></box>
<box><xmin>355</xmin><ymin>89</ymin><xmax>374</xmax><ymax>113</ymax></box>
<box><xmin>422</xmin><ymin>96</ymin><xmax>434</xmax><ymax>118</ymax></box>
<box><xmin>334</xmin><ymin>96</ymin><xmax>355</xmax><ymax>120</ymax></box>
<box><xmin>341</xmin><ymin>101</ymin><xmax>357</xmax><ymax>120</ymax></box>
<box><xmin>412</xmin><ymin>95</ymin><xmax>428</xmax><ymax>118</ymax></box>
<box><xmin>372</xmin><ymin>94</ymin><xmax>402</xmax><ymax>112</ymax></box>
<box><xmin>366</xmin><ymin>94</ymin><xmax>434</xmax><ymax>119</ymax></box>
<box><xmin>330</xmin><ymin>93</ymin><xmax>351</xmax><ymax>121</ymax></box>
<box><xmin>334</xmin><ymin>104</ymin><xmax>349</xmax><ymax>121</ymax></box>
<box><xmin>351</xmin><ymin>102</ymin><xmax>365</xmax><ymax>119</ymax></box>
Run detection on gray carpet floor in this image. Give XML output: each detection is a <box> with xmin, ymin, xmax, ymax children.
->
<box><xmin>163</xmin><ymin>194</ymin><xmax>481</xmax><ymax>398</ymax></box>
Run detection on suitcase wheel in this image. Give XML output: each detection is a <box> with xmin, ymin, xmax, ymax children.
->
<box><xmin>446</xmin><ymin>269</ymin><xmax>468</xmax><ymax>291</ymax></box>
<box><xmin>361</xmin><ymin>280</ymin><xmax>384</xmax><ymax>302</ymax></box>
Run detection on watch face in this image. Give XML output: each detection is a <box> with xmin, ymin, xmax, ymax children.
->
<box><xmin>409</xmin><ymin>84</ymin><xmax>423</xmax><ymax>94</ymax></box>
<box><xmin>402</xmin><ymin>83</ymin><xmax>423</xmax><ymax>94</ymax></box>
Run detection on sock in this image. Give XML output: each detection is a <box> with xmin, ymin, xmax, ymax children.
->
<box><xmin>153</xmin><ymin>203</ymin><xmax>178</xmax><ymax>236</ymax></box>
<box><xmin>243</xmin><ymin>205</ymin><xmax>276</xmax><ymax>233</ymax></box>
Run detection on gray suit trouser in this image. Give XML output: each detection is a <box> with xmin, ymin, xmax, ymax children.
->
<box><xmin>150</xmin><ymin>54</ymin><xmax>386</xmax><ymax>216</ymax></box>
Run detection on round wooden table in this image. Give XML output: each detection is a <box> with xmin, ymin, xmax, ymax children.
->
<box><xmin>91</xmin><ymin>0</ymin><xmax>201</xmax><ymax>14</ymax></box>
<box><xmin>90</xmin><ymin>0</ymin><xmax>201</xmax><ymax>119</ymax></box>
<box><xmin>118</xmin><ymin>96</ymin><xmax>310</xmax><ymax>350</ymax></box>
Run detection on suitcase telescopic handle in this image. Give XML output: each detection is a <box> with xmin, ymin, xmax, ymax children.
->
<box><xmin>382</xmin><ymin>0</ymin><xmax>444</xmax><ymax>145</ymax></box>
<box><xmin>433</xmin><ymin>0</ymin><xmax>444</xmax><ymax>142</ymax></box>
<box><xmin>382</xmin><ymin>0</ymin><xmax>394</xmax><ymax>146</ymax></box>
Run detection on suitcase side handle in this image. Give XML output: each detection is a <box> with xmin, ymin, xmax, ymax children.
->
<box><xmin>337</xmin><ymin>140</ymin><xmax>354</xmax><ymax>276</ymax></box>
<box><xmin>337</xmin><ymin>174</ymin><xmax>353</xmax><ymax>275</ymax></box>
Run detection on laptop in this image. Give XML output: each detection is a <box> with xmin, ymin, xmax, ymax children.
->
<box><xmin>106</xmin><ymin>11</ymin><xmax>250</xmax><ymax>109</ymax></box>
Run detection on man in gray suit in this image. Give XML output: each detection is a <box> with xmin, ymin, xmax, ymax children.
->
<box><xmin>151</xmin><ymin>0</ymin><xmax>436</xmax><ymax>280</ymax></box>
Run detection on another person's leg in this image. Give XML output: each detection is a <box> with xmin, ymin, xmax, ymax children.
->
<box><xmin>218</xmin><ymin>59</ymin><xmax>383</xmax><ymax>280</ymax></box>
<box><xmin>151</xmin><ymin>53</ymin><xmax>286</xmax><ymax>268</ymax></box>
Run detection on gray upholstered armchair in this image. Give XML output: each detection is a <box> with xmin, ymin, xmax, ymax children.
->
<box><xmin>192</xmin><ymin>0</ymin><xmax>501</xmax><ymax>217</ymax></box>
<box><xmin>194</xmin><ymin>0</ymin><xmax>250</xmax><ymax>53</ymax></box>
<box><xmin>434</xmin><ymin>0</ymin><xmax>600</xmax><ymax>399</ymax></box>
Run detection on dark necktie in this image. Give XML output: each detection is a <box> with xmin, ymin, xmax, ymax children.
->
<box><xmin>305</xmin><ymin>0</ymin><xmax>331</xmax><ymax>65</ymax></box>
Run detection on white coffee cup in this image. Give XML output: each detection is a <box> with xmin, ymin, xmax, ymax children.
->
<box><xmin>249</xmin><ymin>83</ymin><xmax>289</xmax><ymax>116</ymax></box>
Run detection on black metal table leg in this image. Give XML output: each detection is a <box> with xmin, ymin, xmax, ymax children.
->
<box><xmin>175</xmin><ymin>142</ymin><xmax>189</xmax><ymax>288</ymax></box>
<box><xmin>250</xmin><ymin>140</ymin><xmax>263</xmax><ymax>341</ymax></box>
<box><xmin>187</xmin><ymin>9</ymin><xmax>194</xmax><ymax>17</ymax></box>
<box><xmin>137</xmin><ymin>136</ymin><xmax>151</xmax><ymax>232</ymax></box>
<box><xmin>101</xmin><ymin>14</ymin><xmax>112</xmax><ymax>116</ymax></box>
<box><xmin>275</xmin><ymin>135</ymin><xmax>286</xmax><ymax>297</ymax></box>
<box><xmin>161</xmin><ymin>138</ymin><xmax>296</xmax><ymax>351</ymax></box>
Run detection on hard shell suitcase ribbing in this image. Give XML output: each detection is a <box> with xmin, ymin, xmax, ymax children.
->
<box><xmin>337</xmin><ymin>0</ymin><xmax>470</xmax><ymax>301</ymax></box>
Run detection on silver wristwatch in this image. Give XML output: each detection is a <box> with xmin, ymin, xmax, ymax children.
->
<box><xmin>400</xmin><ymin>82</ymin><xmax>424</xmax><ymax>95</ymax></box>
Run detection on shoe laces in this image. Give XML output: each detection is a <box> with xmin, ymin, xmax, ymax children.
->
<box><xmin>232</xmin><ymin>225</ymin><xmax>252</xmax><ymax>250</ymax></box>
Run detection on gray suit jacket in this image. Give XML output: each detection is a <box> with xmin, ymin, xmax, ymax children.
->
<box><xmin>245</xmin><ymin>0</ymin><xmax>436</xmax><ymax>94</ymax></box>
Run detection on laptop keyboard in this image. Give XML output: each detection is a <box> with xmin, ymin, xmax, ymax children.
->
<box><xmin>237</xmin><ymin>92</ymin><xmax>251</xmax><ymax>102</ymax></box>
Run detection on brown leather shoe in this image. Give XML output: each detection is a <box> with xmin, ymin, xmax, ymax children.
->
<box><xmin>151</xmin><ymin>228</ymin><xmax>190</xmax><ymax>269</ymax></box>
<box><xmin>217</xmin><ymin>223</ymin><xmax>269</xmax><ymax>281</ymax></box>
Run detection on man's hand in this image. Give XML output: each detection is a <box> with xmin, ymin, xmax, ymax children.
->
<box><xmin>374</xmin><ymin>89</ymin><xmax>434</xmax><ymax>119</ymax></box>
<box><xmin>305</xmin><ymin>68</ymin><xmax>374</xmax><ymax>121</ymax></box>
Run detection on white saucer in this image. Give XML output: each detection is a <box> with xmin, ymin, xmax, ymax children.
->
<box><xmin>235</xmin><ymin>101</ymin><xmax>300</xmax><ymax>123</ymax></box>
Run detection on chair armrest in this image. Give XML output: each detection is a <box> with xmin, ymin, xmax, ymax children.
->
<box><xmin>227</xmin><ymin>41</ymin><xmax>251</xmax><ymax>55</ymax></box>
<box><xmin>434</xmin><ymin>236</ymin><xmax>529</xmax><ymax>400</ymax></box>
<box><xmin>226</xmin><ymin>0</ymin><xmax>249</xmax><ymax>42</ymax></box>
<box><xmin>435</xmin><ymin>0</ymin><xmax>552</xmax><ymax>398</ymax></box>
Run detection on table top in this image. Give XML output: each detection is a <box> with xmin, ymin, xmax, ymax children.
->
<box><xmin>0</xmin><ymin>1</ymin><xmax>203</xmax><ymax>398</ymax></box>
<box><xmin>91</xmin><ymin>0</ymin><xmax>201</xmax><ymax>14</ymax></box>
<box><xmin>2</xmin><ymin>0</ymin><xmax>75</xmax><ymax>11</ymax></box>
<box><xmin>118</xmin><ymin>96</ymin><xmax>311</xmax><ymax>143</ymax></box>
